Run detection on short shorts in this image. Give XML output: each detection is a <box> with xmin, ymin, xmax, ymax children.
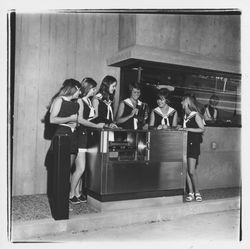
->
<box><xmin>187</xmin><ymin>132</ymin><xmax>202</xmax><ymax>160</ymax></box>
<box><xmin>76</xmin><ymin>126</ymin><xmax>87</xmax><ymax>152</ymax></box>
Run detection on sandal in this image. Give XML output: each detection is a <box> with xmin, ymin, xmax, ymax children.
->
<box><xmin>195</xmin><ymin>192</ymin><xmax>202</xmax><ymax>202</ymax></box>
<box><xmin>185</xmin><ymin>193</ymin><xmax>194</xmax><ymax>202</ymax></box>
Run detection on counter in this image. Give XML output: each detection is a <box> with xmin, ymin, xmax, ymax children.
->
<box><xmin>85</xmin><ymin>126</ymin><xmax>241</xmax><ymax>205</ymax></box>
<box><xmin>85</xmin><ymin>129</ymin><xmax>187</xmax><ymax>202</ymax></box>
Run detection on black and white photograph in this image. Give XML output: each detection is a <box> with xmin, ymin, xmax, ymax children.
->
<box><xmin>1</xmin><ymin>0</ymin><xmax>250</xmax><ymax>248</ymax></box>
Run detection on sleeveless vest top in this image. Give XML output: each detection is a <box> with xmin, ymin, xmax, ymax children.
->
<box><xmin>78</xmin><ymin>97</ymin><xmax>95</xmax><ymax>131</ymax></box>
<box><xmin>95</xmin><ymin>93</ymin><xmax>114</xmax><ymax>123</ymax></box>
<box><xmin>56</xmin><ymin>98</ymin><xmax>79</xmax><ymax>118</ymax></box>
<box><xmin>183</xmin><ymin>111</ymin><xmax>203</xmax><ymax>143</ymax></box>
<box><xmin>119</xmin><ymin>98</ymin><xmax>142</xmax><ymax>130</ymax></box>
<box><xmin>53</xmin><ymin>97</ymin><xmax>79</xmax><ymax>131</ymax></box>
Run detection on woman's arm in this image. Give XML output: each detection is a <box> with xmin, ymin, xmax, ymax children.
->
<box><xmin>92</xmin><ymin>97</ymin><xmax>99</xmax><ymax>118</ymax></box>
<box><xmin>77</xmin><ymin>99</ymin><xmax>104</xmax><ymax>128</ymax></box>
<box><xmin>204</xmin><ymin>106</ymin><xmax>212</xmax><ymax>121</ymax></box>
<box><xmin>149</xmin><ymin>110</ymin><xmax>155</xmax><ymax>127</ymax></box>
<box><xmin>50</xmin><ymin>98</ymin><xmax>77</xmax><ymax>124</ymax></box>
<box><xmin>172</xmin><ymin>111</ymin><xmax>178</xmax><ymax>127</ymax></box>
<box><xmin>186</xmin><ymin>113</ymin><xmax>205</xmax><ymax>133</ymax></box>
<box><xmin>116</xmin><ymin>102</ymin><xmax>137</xmax><ymax>124</ymax></box>
<box><xmin>214</xmin><ymin>108</ymin><xmax>218</xmax><ymax>120</ymax></box>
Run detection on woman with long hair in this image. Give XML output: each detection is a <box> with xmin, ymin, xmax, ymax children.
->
<box><xmin>92</xmin><ymin>75</ymin><xmax>118</xmax><ymax>128</ymax></box>
<box><xmin>69</xmin><ymin>78</ymin><xmax>105</xmax><ymax>204</ymax></box>
<box><xmin>49</xmin><ymin>78</ymin><xmax>81</xmax><ymax>171</ymax></box>
<box><xmin>181</xmin><ymin>94</ymin><xmax>205</xmax><ymax>202</ymax></box>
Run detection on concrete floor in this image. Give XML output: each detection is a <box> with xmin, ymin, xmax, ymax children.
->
<box><xmin>28</xmin><ymin>209</ymin><xmax>240</xmax><ymax>242</ymax></box>
<box><xmin>12</xmin><ymin>187</ymin><xmax>240</xmax><ymax>222</ymax></box>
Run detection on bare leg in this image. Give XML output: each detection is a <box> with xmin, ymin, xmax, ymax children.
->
<box><xmin>187</xmin><ymin>157</ymin><xmax>199</xmax><ymax>194</ymax></box>
<box><xmin>70</xmin><ymin>152</ymin><xmax>86</xmax><ymax>198</ymax></box>
<box><xmin>75</xmin><ymin>178</ymin><xmax>82</xmax><ymax>197</ymax></box>
<box><xmin>186</xmin><ymin>171</ymin><xmax>193</xmax><ymax>194</ymax></box>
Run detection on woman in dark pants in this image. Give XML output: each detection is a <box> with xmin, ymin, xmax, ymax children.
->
<box><xmin>181</xmin><ymin>94</ymin><xmax>205</xmax><ymax>202</ymax></box>
<box><xmin>49</xmin><ymin>79</ymin><xmax>81</xmax><ymax>204</ymax></box>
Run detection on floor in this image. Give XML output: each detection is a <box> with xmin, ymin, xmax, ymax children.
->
<box><xmin>11</xmin><ymin>187</ymin><xmax>240</xmax><ymax>223</ymax></box>
<box><xmin>29</xmin><ymin>209</ymin><xmax>240</xmax><ymax>242</ymax></box>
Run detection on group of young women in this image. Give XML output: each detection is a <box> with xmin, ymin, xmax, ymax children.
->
<box><xmin>49</xmin><ymin>75</ymin><xmax>117</xmax><ymax>204</ymax></box>
<box><xmin>49</xmin><ymin>77</ymin><xmax>205</xmax><ymax>205</ymax></box>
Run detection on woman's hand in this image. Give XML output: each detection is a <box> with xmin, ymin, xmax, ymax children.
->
<box><xmin>157</xmin><ymin>124</ymin><xmax>163</xmax><ymax>130</ymax></box>
<box><xmin>162</xmin><ymin>124</ymin><xmax>169</xmax><ymax>129</ymax></box>
<box><xmin>109</xmin><ymin>123</ymin><xmax>118</xmax><ymax>129</ymax></box>
<box><xmin>69</xmin><ymin>114</ymin><xmax>78</xmax><ymax>122</ymax></box>
<box><xmin>130</xmin><ymin>108</ymin><xmax>139</xmax><ymax>117</ymax></box>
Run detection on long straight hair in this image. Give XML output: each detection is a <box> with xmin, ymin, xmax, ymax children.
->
<box><xmin>48</xmin><ymin>79</ymin><xmax>81</xmax><ymax>108</ymax></box>
<box><xmin>97</xmin><ymin>75</ymin><xmax>117</xmax><ymax>101</ymax></box>
<box><xmin>182</xmin><ymin>93</ymin><xmax>202</xmax><ymax>115</ymax></box>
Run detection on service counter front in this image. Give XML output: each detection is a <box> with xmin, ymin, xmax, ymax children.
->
<box><xmin>85</xmin><ymin>128</ymin><xmax>187</xmax><ymax>207</ymax></box>
<box><xmin>84</xmin><ymin>126</ymin><xmax>241</xmax><ymax>211</ymax></box>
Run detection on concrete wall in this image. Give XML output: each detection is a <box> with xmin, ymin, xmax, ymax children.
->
<box><xmin>13</xmin><ymin>13</ymin><xmax>120</xmax><ymax>195</ymax></box>
<box><xmin>119</xmin><ymin>14</ymin><xmax>240</xmax><ymax>66</ymax></box>
<box><xmin>119</xmin><ymin>14</ymin><xmax>136</xmax><ymax>50</ymax></box>
<box><xmin>198</xmin><ymin>127</ymin><xmax>241</xmax><ymax>189</ymax></box>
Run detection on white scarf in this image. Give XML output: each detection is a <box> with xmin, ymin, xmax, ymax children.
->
<box><xmin>154</xmin><ymin>106</ymin><xmax>175</xmax><ymax>126</ymax></box>
<box><xmin>183</xmin><ymin>111</ymin><xmax>206</xmax><ymax>128</ymax></box>
<box><xmin>96</xmin><ymin>93</ymin><xmax>113</xmax><ymax>121</ymax></box>
<box><xmin>82</xmin><ymin>97</ymin><xmax>95</xmax><ymax>120</ymax></box>
<box><xmin>124</xmin><ymin>98</ymin><xmax>142</xmax><ymax>130</ymax></box>
<box><xmin>183</xmin><ymin>111</ymin><xmax>197</xmax><ymax>128</ymax></box>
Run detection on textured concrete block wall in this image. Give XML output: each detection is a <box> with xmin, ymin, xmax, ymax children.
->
<box><xmin>119</xmin><ymin>14</ymin><xmax>240</xmax><ymax>64</ymax></box>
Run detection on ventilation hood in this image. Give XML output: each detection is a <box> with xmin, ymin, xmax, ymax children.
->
<box><xmin>107</xmin><ymin>45</ymin><xmax>240</xmax><ymax>75</ymax></box>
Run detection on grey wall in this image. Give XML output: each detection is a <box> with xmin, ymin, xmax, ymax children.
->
<box><xmin>198</xmin><ymin>127</ymin><xmax>241</xmax><ymax>189</ymax></box>
<box><xmin>119</xmin><ymin>14</ymin><xmax>240</xmax><ymax>68</ymax></box>
<box><xmin>13</xmin><ymin>13</ymin><xmax>120</xmax><ymax>195</ymax></box>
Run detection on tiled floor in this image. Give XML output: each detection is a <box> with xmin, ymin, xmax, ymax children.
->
<box><xmin>11</xmin><ymin>187</ymin><xmax>240</xmax><ymax>222</ymax></box>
